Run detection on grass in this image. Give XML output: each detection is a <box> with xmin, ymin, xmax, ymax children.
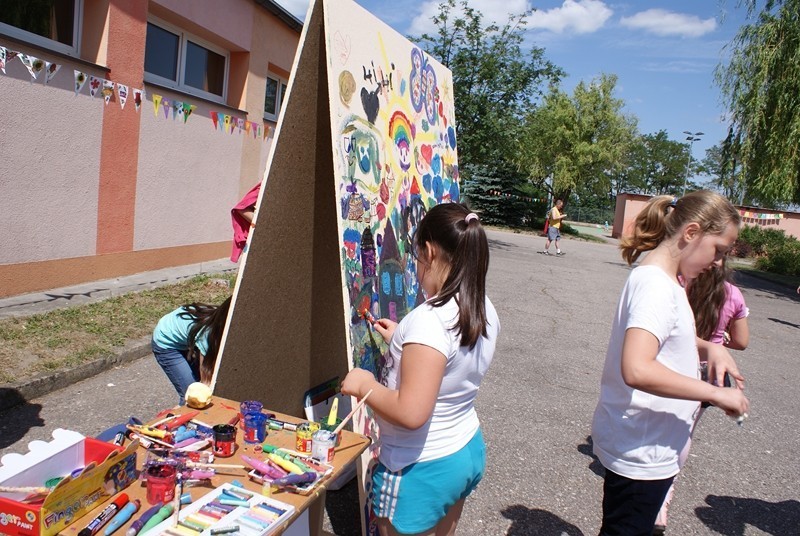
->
<box><xmin>0</xmin><ymin>273</ymin><xmax>236</xmax><ymax>385</ymax></box>
<box><xmin>729</xmin><ymin>259</ymin><xmax>800</xmax><ymax>289</ymax></box>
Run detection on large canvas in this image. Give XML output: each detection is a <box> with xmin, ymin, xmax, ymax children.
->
<box><xmin>324</xmin><ymin>0</ymin><xmax>460</xmax><ymax>435</ymax></box>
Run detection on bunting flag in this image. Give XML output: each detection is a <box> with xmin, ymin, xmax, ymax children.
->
<box><xmin>210</xmin><ymin>111</ymin><xmax>219</xmax><ymax>130</ymax></box>
<box><xmin>223</xmin><ymin>114</ymin><xmax>232</xmax><ymax>133</ymax></box>
<box><xmin>487</xmin><ymin>189</ymin><xmax>545</xmax><ymax>203</ymax></box>
<box><xmin>101</xmin><ymin>79</ymin><xmax>115</xmax><ymax>104</ymax></box>
<box><xmin>162</xmin><ymin>98</ymin><xmax>171</xmax><ymax>119</ymax></box>
<box><xmin>244</xmin><ymin>121</ymin><xmax>251</xmax><ymax>135</ymax></box>
<box><xmin>172</xmin><ymin>100</ymin><xmax>180</xmax><ymax>121</ymax></box>
<box><xmin>152</xmin><ymin>94</ymin><xmax>162</xmax><ymax>117</ymax></box>
<box><xmin>74</xmin><ymin>70</ymin><xmax>88</xmax><ymax>94</ymax></box>
<box><xmin>117</xmin><ymin>84</ymin><xmax>128</xmax><ymax>109</ymax></box>
<box><xmin>739</xmin><ymin>210</ymin><xmax>784</xmax><ymax>224</ymax></box>
<box><xmin>0</xmin><ymin>46</ymin><xmax>6</xmax><ymax>74</ymax></box>
<box><xmin>5</xmin><ymin>48</ymin><xmax>20</xmax><ymax>68</ymax></box>
<box><xmin>18</xmin><ymin>54</ymin><xmax>41</xmax><ymax>80</ymax></box>
<box><xmin>44</xmin><ymin>62</ymin><xmax>61</xmax><ymax>84</ymax></box>
<box><xmin>133</xmin><ymin>88</ymin><xmax>143</xmax><ymax>111</ymax></box>
<box><xmin>183</xmin><ymin>103</ymin><xmax>195</xmax><ymax>123</ymax></box>
<box><xmin>88</xmin><ymin>75</ymin><xmax>102</xmax><ymax>97</ymax></box>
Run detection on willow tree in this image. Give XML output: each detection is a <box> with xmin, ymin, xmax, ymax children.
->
<box><xmin>716</xmin><ymin>0</ymin><xmax>800</xmax><ymax>204</ymax></box>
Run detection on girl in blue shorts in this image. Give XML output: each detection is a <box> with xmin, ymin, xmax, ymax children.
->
<box><xmin>342</xmin><ymin>203</ymin><xmax>500</xmax><ymax>535</ymax></box>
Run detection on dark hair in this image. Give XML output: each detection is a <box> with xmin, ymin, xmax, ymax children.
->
<box><xmin>620</xmin><ymin>190</ymin><xmax>741</xmax><ymax>265</ymax></box>
<box><xmin>414</xmin><ymin>203</ymin><xmax>489</xmax><ymax>348</ymax></box>
<box><xmin>687</xmin><ymin>258</ymin><xmax>731</xmax><ymax>340</ymax></box>
<box><xmin>181</xmin><ymin>296</ymin><xmax>232</xmax><ymax>382</ymax></box>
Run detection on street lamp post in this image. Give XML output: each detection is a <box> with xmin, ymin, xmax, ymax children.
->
<box><xmin>682</xmin><ymin>131</ymin><xmax>704</xmax><ymax>196</ymax></box>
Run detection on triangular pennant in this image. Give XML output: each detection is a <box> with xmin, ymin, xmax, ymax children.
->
<box><xmin>244</xmin><ymin>120</ymin><xmax>251</xmax><ymax>135</ymax></box>
<box><xmin>88</xmin><ymin>75</ymin><xmax>102</xmax><ymax>97</ymax></box>
<box><xmin>173</xmin><ymin>101</ymin><xmax>181</xmax><ymax>121</ymax></box>
<box><xmin>0</xmin><ymin>46</ymin><xmax>6</xmax><ymax>75</ymax></box>
<box><xmin>74</xmin><ymin>71</ymin><xmax>88</xmax><ymax>94</ymax></box>
<box><xmin>101</xmin><ymin>79</ymin><xmax>115</xmax><ymax>104</ymax></box>
<box><xmin>210</xmin><ymin>111</ymin><xmax>219</xmax><ymax>130</ymax></box>
<box><xmin>133</xmin><ymin>88</ymin><xmax>143</xmax><ymax>111</ymax></box>
<box><xmin>153</xmin><ymin>94</ymin><xmax>162</xmax><ymax>116</ymax></box>
<box><xmin>44</xmin><ymin>62</ymin><xmax>61</xmax><ymax>84</ymax></box>
<box><xmin>237</xmin><ymin>117</ymin><xmax>244</xmax><ymax>133</ymax></box>
<box><xmin>223</xmin><ymin>114</ymin><xmax>232</xmax><ymax>133</ymax></box>
<box><xmin>183</xmin><ymin>103</ymin><xmax>194</xmax><ymax>123</ymax></box>
<box><xmin>18</xmin><ymin>54</ymin><xmax>41</xmax><ymax>80</ymax></box>
<box><xmin>162</xmin><ymin>98</ymin><xmax>171</xmax><ymax>119</ymax></box>
<box><xmin>5</xmin><ymin>49</ymin><xmax>19</xmax><ymax>65</ymax></box>
<box><xmin>117</xmin><ymin>84</ymin><xmax>128</xmax><ymax>110</ymax></box>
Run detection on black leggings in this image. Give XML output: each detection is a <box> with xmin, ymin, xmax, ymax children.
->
<box><xmin>599</xmin><ymin>469</ymin><xmax>675</xmax><ymax>536</ymax></box>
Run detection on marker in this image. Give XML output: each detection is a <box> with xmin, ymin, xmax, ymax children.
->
<box><xmin>104</xmin><ymin>499</ymin><xmax>140</xmax><ymax>535</ymax></box>
<box><xmin>113</xmin><ymin>431</ymin><xmax>126</xmax><ymax>446</ymax></box>
<box><xmin>125</xmin><ymin>503</ymin><xmax>162</xmax><ymax>536</ymax></box>
<box><xmin>266</xmin><ymin>419</ymin><xmax>297</xmax><ymax>432</ymax></box>
<box><xmin>78</xmin><ymin>493</ymin><xmax>129</xmax><ymax>536</ymax></box>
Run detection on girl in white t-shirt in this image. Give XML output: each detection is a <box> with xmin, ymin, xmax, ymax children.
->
<box><xmin>591</xmin><ymin>191</ymin><xmax>749</xmax><ymax>535</ymax></box>
<box><xmin>341</xmin><ymin>202</ymin><xmax>499</xmax><ymax>536</ymax></box>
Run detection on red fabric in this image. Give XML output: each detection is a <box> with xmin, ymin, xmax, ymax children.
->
<box><xmin>230</xmin><ymin>182</ymin><xmax>261</xmax><ymax>262</ymax></box>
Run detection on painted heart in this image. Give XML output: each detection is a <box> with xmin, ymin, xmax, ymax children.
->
<box><xmin>361</xmin><ymin>87</ymin><xmax>380</xmax><ymax>124</ymax></box>
<box><xmin>420</xmin><ymin>145</ymin><xmax>433</xmax><ymax>165</ymax></box>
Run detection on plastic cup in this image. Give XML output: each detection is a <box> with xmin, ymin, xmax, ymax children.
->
<box><xmin>239</xmin><ymin>400</ymin><xmax>263</xmax><ymax>427</ymax></box>
<box><xmin>145</xmin><ymin>464</ymin><xmax>176</xmax><ymax>505</ymax></box>
<box><xmin>320</xmin><ymin>418</ymin><xmax>343</xmax><ymax>446</ymax></box>
<box><xmin>243</xmin><ymin>412</ymin><xmax>268</xmax><ymax>444</ymax></box>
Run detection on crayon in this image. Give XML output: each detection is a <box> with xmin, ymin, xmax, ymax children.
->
<box><xmin>78</xmin><ymin>493</ymin><xmax>130</xmax><ymax>536</ymax></box>
<box><xmin>210</xmin><ymin>526</ymin><xmax>240</xmax><ymax>535</ymax></box>
<box><xmin>139</xmin><ymin>503</ymin><xmax>174</xmax><ymax>534</ymax></box>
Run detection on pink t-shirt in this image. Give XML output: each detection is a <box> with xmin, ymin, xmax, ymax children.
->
<box><xmin>709</xmin><ymin>282</ymin><xmax>748</xmax><ymax>344</ymax></box>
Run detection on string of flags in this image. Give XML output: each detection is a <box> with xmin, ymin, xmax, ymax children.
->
<box><xmin>487</xmin><ymin>189</ymin><xmax>545</xmax><ymax>203</ymax></box>
<box><xmin>740</xmin><ymin>210</ymin><xmax>784</xmax><ymax>224</ymax></box>
<box><xmin>1</xmin><ymin>44</ymin><xmax>274</xmax><ymax>138</ymax></box>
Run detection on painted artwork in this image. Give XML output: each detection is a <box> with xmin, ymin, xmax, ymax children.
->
<box><xmin>323</xmin><ymin>2</ymin><xmax>459</xmax><ymax>524</ymax></box>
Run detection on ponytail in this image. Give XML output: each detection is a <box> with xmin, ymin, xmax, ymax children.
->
<box><xmin>183</xmin><ymin>296</ymin><xmax>233</xmax><ymax>382</ymax></box>
<box><xmin>415</xmin><ymin>203</ymin><xmax>489</xmax><ymax>348</ymax></box>
<box><xmin>620</xmin><ymin>190</ymin><xmax>741</xmax><ymax>266</ymax></box>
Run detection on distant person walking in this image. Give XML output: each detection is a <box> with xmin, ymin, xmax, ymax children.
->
<box><xmin>542</xmin><ymin>199</ymin><xmax>567</xmax><ymax>256</ymax></box>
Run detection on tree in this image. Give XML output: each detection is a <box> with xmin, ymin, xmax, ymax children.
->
<box><xmin>716</xmin><ymin>0</ymin><xmax>800</xmax><ymax>204</ymax></box>
<box><xmin>413</xmin><ymin>0</ymin><xmax>563</xmax><ymax>169</ymax></box>
<box><xmin>515</xmin><ymin>74</ymin><xmax>637</xmax><ymax>202</ymax></box>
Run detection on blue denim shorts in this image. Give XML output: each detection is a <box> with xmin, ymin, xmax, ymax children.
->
<box><xmin>371</xmin><ymin>428</ymin><xmax>486</xmax><ymax>534</ymax></box>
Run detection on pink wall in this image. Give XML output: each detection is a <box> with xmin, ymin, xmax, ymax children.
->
<box><xmin>0</xmin><ymin>0</ymin><xmax>301</xmax><ymax>297</ymax></box>
<box><xmin>613</xmin><ymin>193</ymin><xmax>800</xmax><ymax>241</ymax></box>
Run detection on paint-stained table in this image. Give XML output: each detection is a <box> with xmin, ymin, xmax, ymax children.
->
<box><xmin>60</xmin><ymin>396</ymin><xmax>371</xmax><ymax>536</ymax></box>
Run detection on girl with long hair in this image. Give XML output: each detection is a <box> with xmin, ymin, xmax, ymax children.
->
<box><xmin>592</xmin><ymin>191</ymin><xmax>749</xmax><ymax>535</ymax></box>
<box><xmin>341</xmin><ymin>202</ymin><xmax>499</xmax><ymax>535</ymax></box>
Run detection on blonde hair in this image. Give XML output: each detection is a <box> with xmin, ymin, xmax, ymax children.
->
<box><xmin>620</xmin><ymin>190</ymin><xmax>741</xmax><ymax>265</ymax></box>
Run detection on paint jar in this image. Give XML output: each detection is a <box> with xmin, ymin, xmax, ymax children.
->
<box><xmin>239</xmin><ymin>400</ymin><xmax>263</xmax><ymax>427</ymax></box>
<box><xmin>243</xmin><ymin>412</ymin><xmax>268</xmax><ymax>444</ymax></box>
<box><xmin>311</xmin><ymin>430</ymin><xmax>337</xmax><ymax>463</ymax></box>
<box><xmin>319</xmin><ymin>419</ymin><xmax>343</xmax><ymax>447</ymax></box>
<box><xmin>213</xmin><ymin>424</ymin><xmax>237</xmax><ymax>458</ymax></box>
<box><xmin>295</xmin><ymin>422</ymin><xmax>319</xmax><ymax>454</ymax></box>
<box><xmin>145</xmin><ymin>464</ymin><xmax>177</xmax><ymax>505</ymax></box>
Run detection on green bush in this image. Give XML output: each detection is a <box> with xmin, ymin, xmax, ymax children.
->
<box><xmin>755</xmin><ymin>240</ymin><xmax>800</xmax><ymax>276</ymax></box>
<box><xmin>735</xmin><ymin>225</ymin><xmax>790</xmax><ymax>257</ymax></box>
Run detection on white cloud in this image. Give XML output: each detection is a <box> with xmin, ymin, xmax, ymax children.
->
<box><xmin>408</xmin><ymin>0</ymin><xmax>531</xmax><ymax>37</ymax></box>
<box><xmin>528</xmin><ymin>0</ymin><xmax>612</xmax><ymax>34</ymax></box>
<box><xmin>620</xmin><ymin>9</ymin><xmax>716</xmax><ymax>38</ymax></box>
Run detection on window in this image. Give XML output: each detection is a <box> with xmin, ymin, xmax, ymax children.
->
<box><xmin>0</xmin><ymin>0</ymin><xmax>81</xmax><ymax>55</ymax></box>
<box><xmin>144</xmin><ymin>18</ymin><xmax>228</xmax><ymax>102</ymax></box>
<box><xmin>264</xmin><ymin>75</ymin><xmax>287</xmax><ymax>121</ymax></box>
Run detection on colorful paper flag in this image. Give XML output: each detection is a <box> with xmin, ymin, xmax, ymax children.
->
<box><xmin>183</xmin><ymin>103</ymin><xmax>195</xmax><ymax>123</ymax></box>
<box><xmin>162</xmin><ymin>98</ymin><xmax>171</xmax><ymax>119</ymax></box>
<box><xmin>101</xmin><ymin>79</ymin><xmax>115</xmax><ymax>104</ymax></box>
<box><xmin>153</xmin><ymin>94</ymin><xmax>162</xmax><ymax>116</ymax></box>
<box><xmin>88</xmin><ymin>75</ymin><xmax>102</xmax><ymax>97</ymax></box>
<box><xmin>73</xmin><ymin>70</ymin><xmax>88</xmax><ymax>94</ymax></box>
<box><xmin>133</xmin><ymin>88</ymin><xmax>143</xmax><ymax>111</ymax></box>
<box><xmin>18</xmin><ymin>54</ymin><xmax>40</xmax><ymax>80</ymax></box>
<box><xmin>210</xmin><ymin>111</ymin><xmax>219</xmax><ymax>130</ymax></box>
<box><xmin>117</xmin><ymin>84</ymin><xmax>128</xmax><ymax>109</ymax></box>
<box><xmin>0</xmin><ymin>46</ymin><xmax>6</xmax><ymax>75</ymax></box>
<box><xmin>44</xmin><ymin>62</ymin><xmax>61</xmax><ymax>84</ymax></box>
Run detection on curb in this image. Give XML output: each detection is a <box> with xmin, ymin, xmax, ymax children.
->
<box><xmin>0</xmin><ymin>336</ymin><xmax>153</xmax><ymax>412</ymax></box>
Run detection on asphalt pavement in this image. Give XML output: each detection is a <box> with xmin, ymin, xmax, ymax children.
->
<box><xmin>2</xmin><ymin>229</ymin><xmax>799</xmax><ymax>535</ymax></box>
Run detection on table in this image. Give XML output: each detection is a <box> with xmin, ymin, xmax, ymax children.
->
<box><xmin>60</xmin><ymin>396</ymin><xmax>371</xmax><ymax>536</ymax></box>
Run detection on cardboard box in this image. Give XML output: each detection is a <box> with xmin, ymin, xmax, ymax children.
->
<box><xmin>0</xmin><ymin>429</ymin><xmax>137</xmax><ymax>536</ymax></box>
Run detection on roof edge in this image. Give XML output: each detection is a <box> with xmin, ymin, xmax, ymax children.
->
<box><xmin>254</xmin><ymin>0</ymin><xmax>304</xmax><ymax>33</ymax></box>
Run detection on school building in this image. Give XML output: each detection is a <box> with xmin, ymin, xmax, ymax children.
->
<box><xmin>0</xmin><ymin>0</ymin><xmax>302</xmax><ymax>298</ymax></box>
<box><xmin>613</xmin><ymin>193</ymin><xmax>800</xmax><ymax>241</ymax></box>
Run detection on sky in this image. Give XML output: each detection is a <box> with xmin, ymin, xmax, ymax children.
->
<box><xmin>272</xmin><ymin>0</ymin><xmax>755</xmax><ymax>168</ymax></box>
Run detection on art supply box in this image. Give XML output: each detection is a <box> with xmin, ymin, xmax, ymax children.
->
<box><xmin>0</xmin><ymin>429</ymin><xmax>138</xmax><ymax>536</ymax></box>
<box><xmin>148</xmin><ymin>482</ymin><xmax>295</xmax><ymax>536</ymax></box>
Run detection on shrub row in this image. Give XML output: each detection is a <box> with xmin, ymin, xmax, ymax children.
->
<box><xmin>733</xmin><ymin>225</ymin><xmax>800</xmax><ymax>276</ymax></box>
